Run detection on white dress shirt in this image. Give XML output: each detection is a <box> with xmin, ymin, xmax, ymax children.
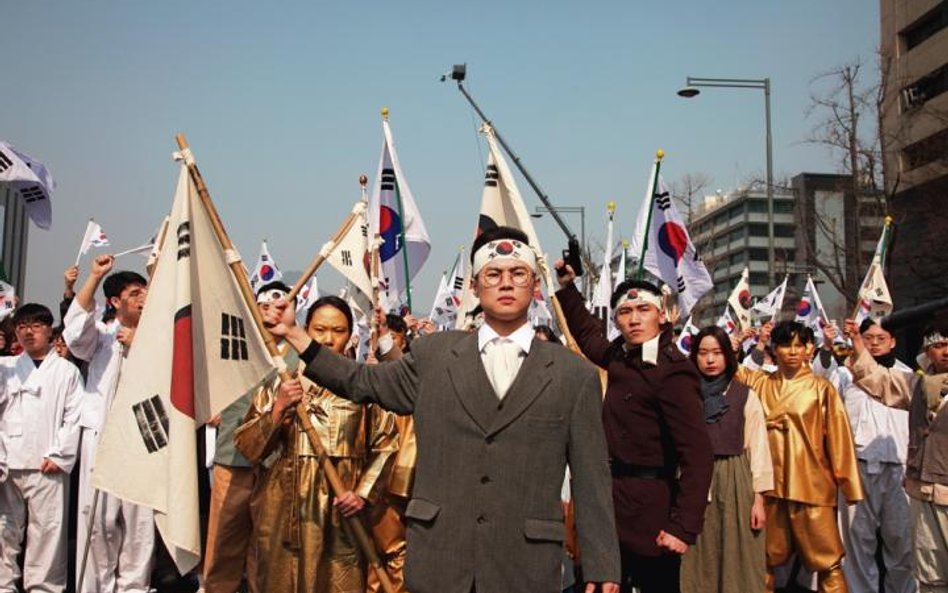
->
<box><xmin>478</xmin><ymin>321</ymin><xmax>534</xmax><ymax>399</ymax></box>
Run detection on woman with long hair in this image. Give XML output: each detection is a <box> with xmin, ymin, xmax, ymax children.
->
<box><xmin>680</xmin><ymin>326</ymin><xmax>773</xmax><ymax>593</ymax></box>
<box><xmin>235</xmin><ymin>295</ymin><xmax>398</xmax><ymax>593</ymax></box>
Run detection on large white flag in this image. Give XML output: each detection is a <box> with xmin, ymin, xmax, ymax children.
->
<box><xmin>615</xmin><ymin>239</ymin><xmax>628</xmax><ymax>290</ymax></box>
<box><xmin>0</xmin><ymin>141</ymin><xmax>54</xmax><ymax>229</ymax></box>
<box><xmin>629</xmin><ymin>164</ymin><xmax>712</xmax><ymax>316</ymax></box>
<box><xmin>429</xmin><ymin>253</ymin><xmax>465</xmax><ymax>330</ymax></box>
<box><xmin>93</xmin><ymin>164</ymin><xmax>275</xmax><ymax>573</ymax></box>
<box><xmin>369</xmin><ymin>115</ymin><xmax>431</xmax><ymax>312</ymax></box>
<box><xmin>456</xmin><ymin>123</ymin><xmax>551</xmax><ymax>328</ymax></box>
<box><xmin>796</xmin><ymin>275</ymin><xmax>829</xmax><ymax>339</ymax></box>
<box><xmin>855</xmin><ymin>220</ymin><xmax>893</xmax><ymax>324</ymax></box>
<box><xmin>249</xmin><ymin>240</ymin><xmax>283</xmax><ymax>291</ymax></box>
<box><xmin>726</xmin><ymin>267</ymin><xmax>753</xmax><ymax>332</ymax></box>
<box><xmin>326</xmin><ymin>200</ymin><xmax>374</xmax><ymax>300</ymax></box>
<box><xmin>751</xmin><ymin>275</ymin><xmax>789</xmax><ymax>322</ymax></box>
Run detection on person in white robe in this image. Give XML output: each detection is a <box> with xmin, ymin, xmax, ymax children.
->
<box><xmin>0</xmin><ymin>303</ymin><xmax>83</xmax><ymax>593</ymax></box>
<box><xmin>64</xmin><ymin>255</ymin><xmax>154</xmax><ymax>593</ymax></box>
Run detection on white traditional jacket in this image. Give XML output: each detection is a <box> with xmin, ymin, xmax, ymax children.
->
<box><xmin>63</xmin><ymin>300</ymin><xmax>123</xmax><ymax>433</ymax></box>
<box><xmin>0</xmin><ymin>351</ymin><xmax>83</xmax><ymax>472</ymax></box>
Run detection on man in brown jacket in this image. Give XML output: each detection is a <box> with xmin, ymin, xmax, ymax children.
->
<box><xmin>845</xmin><ymin>317</ymin><xmax>948</xmax><ymax>593</ymax></box>
<box><xmin>555</xmin><ymin>269</ymin><xmax>713</xmax><ymax>593</ymax></box>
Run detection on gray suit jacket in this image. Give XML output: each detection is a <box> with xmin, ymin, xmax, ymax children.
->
<box><xmin>300</xmin><ymin>330</ymin><xmax>620</xmax><ymax>593</ymax></box>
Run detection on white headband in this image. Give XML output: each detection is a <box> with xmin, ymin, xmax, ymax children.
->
<box><xmin>613</xmin><ymin>288</ymin><xmax>663</xmax><ymax>318</ymax></box>
<box><xmin>256</xmin><ymin>288</ymin><xmax>289</xmax><ymax>304</ymax></box>
<box><xmin>472</xmin><ymin>239</ymin><xmax>538</xmax><ymax>276</ymax></box>
<box><xmin>922</xmin><ymin>331</ymin><xmax>948</xmax><ymax>350</ymax></box>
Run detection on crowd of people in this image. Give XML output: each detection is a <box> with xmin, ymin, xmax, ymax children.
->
<box><xmin>1</xmin><ymin>225</ymin><xmax>946</xmax><ymax>593</ymax></box>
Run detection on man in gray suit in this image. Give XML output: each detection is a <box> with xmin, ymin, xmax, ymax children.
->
<box><xmin>265</xmin><ymin>226</ymin><xmax>620</xmax><ymax>593</ymax></box>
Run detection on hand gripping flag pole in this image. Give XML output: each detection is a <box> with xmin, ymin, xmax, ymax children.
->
<box><xmin>174</xmin><ymin>134</ymin><xmax>397</xmax><ymax>593</ymax></box>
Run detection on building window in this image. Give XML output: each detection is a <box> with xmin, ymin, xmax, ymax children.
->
<box><xmin>902</xmin><ymin>127</ymin><xmax>948</xmax><ymax>171</ymax></box>
<box><xmin>749</xmin><ymin>223</ymin><xmax>768</xmax><ymax>237</ymax></box>
<box><xmin>749</xmin><ymin>248</ymin><xmax>769</xmax><ymax>261</ymax></box>
<box><xmin>729</xmin><ymin>251</ymin><xmax>746</xmax><ymax>265</ymax></box>
<box><xmin>902</xmin><ymin>1</ymin><xmax>948</xmax><ymax>51</ymax></box>
<box><xmin>748</xmin><ymin>199</ymin><xmax>768</xmax><ymax>213</ymax></box>
<box><xmin>774</xmin><ymin>225</ymin><xmax>796</xmax><ymax>238</ymax></box>
<box><xmin>901</xmin><ymin>62</ymin><xmax>948</xmax><ymax>112</ymax></box>
<box><xmin>749</xmin><ymin>273</ymin><xmax>769</xmax><ymax>286</ymax></box>
<box><xmin>774</xmin><ymin>200</ymin><xmax>795</xmax><ymax>214</ymax></box>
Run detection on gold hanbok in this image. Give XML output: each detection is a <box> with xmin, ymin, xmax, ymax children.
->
<box><xmin>235</xmin><ymin>358</ymin><xmax>398</xmax><ymax>593</ymax></box>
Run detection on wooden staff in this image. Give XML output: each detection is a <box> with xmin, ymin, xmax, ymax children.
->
<box><xmin>174</xmin><ymin>134</ymin><xmax>396</xmax><ymax>593</ymax></box>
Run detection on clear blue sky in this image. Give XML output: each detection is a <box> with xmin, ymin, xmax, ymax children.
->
<box><xmin>3</xmin><ymin>1</ymin><xmax>880</xmax><ymax>310</ymax></box>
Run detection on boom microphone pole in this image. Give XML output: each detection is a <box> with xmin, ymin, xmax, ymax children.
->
<box><xmin>442</xmin><ymin>63</ymin><xmax>585</xmax><ymax>277</ymax></box>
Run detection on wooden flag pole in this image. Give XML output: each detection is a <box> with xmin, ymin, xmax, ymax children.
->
<box><xmin>174</xmin><ymin>134</ymin><xmax>396</xmax><ymax>593</ymax></box>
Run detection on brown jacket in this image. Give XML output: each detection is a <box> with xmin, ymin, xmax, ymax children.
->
<box><xmin>556</xmin><ymin>283</ymin><xmax>713</xmax><ymax>556</ymax></box>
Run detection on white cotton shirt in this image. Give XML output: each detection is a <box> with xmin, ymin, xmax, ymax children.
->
<box><xmin>478</xmin><ymin>321</ymin><xmax>535</xmax><ymax>360</ymax></box>
<box><xmin>814</xmin><ymin>354</ymin><xmax>910</xmax><ymax>469</ymax></box>
<box><xmin>63</xmin><ymin>300</ymin><xmax>124</xmax><ymax>433</ymax></box>
<box><xmin>0</xmin><ymin>352</ymin><xmax>83</xmax><ymax>472</ymax></box>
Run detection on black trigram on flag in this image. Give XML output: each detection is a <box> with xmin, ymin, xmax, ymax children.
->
<box><xmin>220</xmin><ymin>313</ymin><xmax>249</xmax><ymax>361</ymax></box>
<box><xmin>341</xmin><ymin>249</ymin><xmax>353</xmax><ymax>267</ymax></box>
<box><xmin>655</xmin><ymin>191</ymin><xmax>671</xmax><ymax>211</ymax></box>
<box><xmin>0</xmin><ymin>149</ymin><xmax>13</xmax><ymax>173</ymax></box>
<box><xmin>677</xmin><ymin>275</ymin><xmax>687</xmax><ymax>293</ymax></box>
<box><xmin>453</xmin><ymin>276</ymin><xmax>464</xmax><ymax>291</ymax></box>
<box><xmin>19</xmin><ymin>186</ymin><xmax>47</xmax><ymax>204</ymax></box>
<box><xmin>593</xmin><ymin>305</ymin><xmax>609</xmax><ymax>323</ymax></box>
<box><xmin>132</xmin><ymin>395</ymin><xmax>170</xmax><ymax>453</ymax></box>
<box><xmin>484</xmin><ymin>164</ymin><xmax>499</xmax><ymax>188</ymax></box>
<box><xmin>361</xmin><ymin>223</ymin><xmax>369</xmax><ymax>238</ymax></box>
<box><xmin>177</xmin><ymin>221</ymin><xmax>191</xmax><ymax>261</ymax></box>
<box><xmin>381</xmin><ymin>168</ymin><xmax>396</xmax><ymax>191</ymax></box>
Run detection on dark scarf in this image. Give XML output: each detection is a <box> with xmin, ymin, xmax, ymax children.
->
<box><xmin>873</xmin><ymin>351</ymin><xmax>897</xmax><ymax>368</ymax></box>
<box><xmin>700</xmin><ymin>373</ymin><xmax>731</xmax><ymax>424</ymax></box>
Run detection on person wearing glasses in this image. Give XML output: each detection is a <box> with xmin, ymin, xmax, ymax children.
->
<box><xmin>261</xmin><ymin>226</ymin><xmax>620</xmax><ymax>593</ymax></box>
<box><xmin>0</xmin><ymin>303</ymin><xmax>83</xmax><ymax>593</ymax></box>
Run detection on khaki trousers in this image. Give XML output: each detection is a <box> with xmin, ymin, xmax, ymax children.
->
<box><xmin>911</xmin><ymin>498</ymin><xmax>948</xmax><ymax>593</ymax></box>
<box><xmin>764</xmin><ymin>498</ymin><xmax>847</xmax><ymax>593</ymax></box>
<box><xmin>204</xmin><ymin>464</ymin><xmax>257</xmax><ymax>593</ymax></box>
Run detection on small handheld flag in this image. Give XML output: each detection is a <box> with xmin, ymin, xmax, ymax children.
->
<box><xmin>76</xmin><ymin>219</ymin><xmax>110</xmax><ymax>265</ymax></box>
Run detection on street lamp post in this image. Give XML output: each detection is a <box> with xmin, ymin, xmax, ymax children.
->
<box><xmin>532</xmin><ymin>205</ymin><xmax>588</xmax><ymax>295</ymax></box>
<box><xmin>678</xmin><ymin>76</ymin><xmax>776</xmax><ymax>287</ymax></box>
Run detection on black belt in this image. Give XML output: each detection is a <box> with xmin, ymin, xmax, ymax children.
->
<box><xmin>609</xmin><ymin>461</ymin><xmax>667</xmax><ymax>480</ymax></box>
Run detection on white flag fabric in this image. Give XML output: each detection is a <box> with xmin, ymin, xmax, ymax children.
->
<box><xmin>249</xmin><ymin>240</ymin><xmax>283</xmax><ymax>291</ymax></box>
<box><xmin>429</xmin><ymin>254</ymin><xmax>465</xmax><ymax>330</ymax></box>
<box><xmin>92</xmin><ymin>165</ymin><xmax>275</xmax><ymax>574</ymax></box>
<box><xmin>796</xmin><ymin>275</ymin><xmax>829</xmax><ymax>338</ymax></box>
<box><xmin>0</xmin><ymin>141</ymin><xmax>54</xmax><ymax>229</ymax></box>
<box><xmin>751</xmin><ymin>275</ymin><xmax>789</xmax><ymax>322</ymax></box>
<box><xmin>676</xmin><ymin>315</ymin><xmax>701</xmax><ymax>355</ymax></box>
<box><xmin>340</xmin><ymin>285</ymin><xmax>372</xmax><ymax>362</ymax></box>
<box><xmin>717</xmin><ymin>307</ymin><xmax>738</xmax><ymax>337</ymax></box>
<box><xmin>369</xmin><ymin>117</ymin><xmax>431</xmax><ymax>312</ymax></box>
<box><xmin>0</xmin><ymin>280</ymin><xmax>16</xmax><ymax>321</ymax></box>
<box><xmin>295</xmin><ymin>277</ymin><xmax>320</xmax><ymax>325</ymax></box>
<box><xmin>614</xmin><ymin>241</ymin><xmax>628</xmax><ymax>290</ymax></box>
<box><xmin>529</xmin><ymin>286</ymin><xmax>554</xmax><ymax>328</ymax></box>
<box><xmin>591</xmin><ymin>210</ymin><xmax>616</xmax><ymax>337</ymax></box>
<box><xmin>456</xmin><ymin>123</ymin><xmax>552</xmax><ymax>328</ymax></box>
<box><xmin>855</xmin><ymin>226</ymin><xmax>893</xmax><ymax>324</ymax></box>
<box><xmin>77</xmin><ymin>220</ymin><xmax>110</xmax><ymax>258</ymax></box>
<box><xmin>326</xmin><ymin>200</ymin><xmax>374</xmax><ymax>300</ymax></box>
<box><xmin>629</xmin><ymin>165</ymin><xmax>712</xmax><ymax>316</ymax></box>
<box><xmin>726</xmin><ymin>267</ymin><xmax>753</xmax><ymax>332</ymax></box>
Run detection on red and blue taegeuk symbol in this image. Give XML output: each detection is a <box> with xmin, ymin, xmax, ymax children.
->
<box><xmin>658</xmin><ymin>222</ymin><xmax>689</xmax><ymax>264</ymax></box>
<box><xmin>379</xmin><ymin>206</ymin><xmax>403</xmax><ymax>263</ymax></box>
<box><xmin>495</xmin><ymin>241</ymin><xmax>514</xmax><ymax>255</ymax></box>
<box><xmin>797</xmin><ymin>298</ymin><xmax>812</xmax><ymax>317</ymax></box>
<box><xmin>681</xmin><ymin>334</ymin><xmax>693</xmax><ymax>352</ymax></box>
<box><xmin>259</xmin><ymin>265</ymin><xmax>276</xmax><ymax>282</ymax></box>
<box><xmin>738</xmin><ymin>289</ymin><xmax>752</xmax><ymax>310</ymax></box>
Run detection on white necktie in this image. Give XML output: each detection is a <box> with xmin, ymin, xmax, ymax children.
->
<box><xmin>485</xmin><ymin>338</ymin><xmax>522</xmax><ymax>399</ymax></box>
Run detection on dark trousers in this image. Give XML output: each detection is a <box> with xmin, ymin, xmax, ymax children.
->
<box><xmin>620</xmin><ymin>547</ymin><xmax>681</xmax><ymax>593</ymax></box>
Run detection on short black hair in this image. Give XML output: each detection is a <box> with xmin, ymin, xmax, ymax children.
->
<box><xmin>859</xmin><ymin>317</ymin><xmax>893</xmax><ymax>337</ymax></box>
<box><xmin>610</xmin><ymin>279</ymin><xmax>662</xmax><ymax>310</ymax></box>
<box><xmin>689</xmin><ymin>326</ymin><xmax>738</xmax><ymax>380</ymax></box>
<box><xmin>470</xmin><ymin>226</ymin><xmax>530</xmax><ymax>264</ymax></box>
<box><xmin>103</xmin><ymin>271</ymin><xmax>147</xmax><ymax>301</ymax></box>
<box><xmin>771</xmin><ymin>320</ymin><xmax>815</xmax><ymax>347</ymax></box>
<box><xmin>12</xmin><ymin>303</ymin><xmax>54</xmax><ymax>327</ymax></box>
<box><xmin>385</xmin><ymin>313</ymin><xmax>408</xmax><ymax>335</ymax></box>
<box><xmin>305</xmin><ymin>295</ymin><xmax>354</xmax><ymax>333</ymax></box>
<box><xmin>256</xmin><ymin>280</ymin><xmax>292</xmax><ymax>298</ymax></box>
<box><xmin>922</xmin><ymin>316</ymin><xmax>948</xmax><ymax>345</ymax></box>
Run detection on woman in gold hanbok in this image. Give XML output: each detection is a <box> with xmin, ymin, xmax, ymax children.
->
<box><xmin>235</xmin><ymin>295</ymin><xmax>398</xmax><ymax>593</ymax></box>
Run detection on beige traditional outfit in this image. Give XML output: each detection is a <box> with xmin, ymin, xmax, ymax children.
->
<box><xmin>681</xmin><ymin>381</ymin><xmax>774</xmax><ymax>593</ymax></box>
<box><xmin>234</xmin><ymin>350</ymin><xmax>398</xmax><ymax>593</ymax></box>
<box><xmin>735</xmin><ymin>365</ymin><xmax>864</xmax><ymax>593</ymax></box>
